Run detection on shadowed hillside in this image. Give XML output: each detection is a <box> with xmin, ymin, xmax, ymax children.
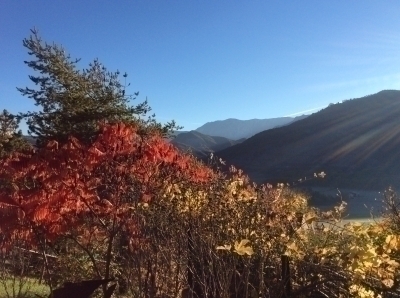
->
<box><xmin>216</xmin><ymin>90</ymin><xmax>400</xmax><ymax>190</ymax></box>
<box><xmin>23</xmin><ymin>136</ymin><xmax>36</xmax><ymax>146</ymax></box>
<box><xmin>171</xmin><ymin>130</ymin><xmax>244</xmax><ymax>158</ymax></box>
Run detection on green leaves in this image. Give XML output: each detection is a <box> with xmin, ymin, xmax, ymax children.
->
<box><xmin>0</xmin><ymin>109</ymin><xmax>31</xmax><ymax>158</ymax></box>
<box><xmin>17</xmin><ymin>29</ymin><xmax>177</xmax><ymax>148</ymax></box>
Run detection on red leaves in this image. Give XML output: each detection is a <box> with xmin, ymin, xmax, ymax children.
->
<box><xmin>0</xmin><ymin>191</ymin><xmax>19</xmax><ymax>207</ymax></box>
<box><xmin>0</xmin><ymin>122</ymin><xmax>215</xmax><ymax>247</ymax></box>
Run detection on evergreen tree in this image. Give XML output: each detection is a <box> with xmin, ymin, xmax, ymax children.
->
<box><xmin>17</xmin><ymin>29</ymin><xmax>178</xmax><ymax>147</ymax></box>
<box><xmin>0</xmin><ymin>109</ymin><xmax>31</xmax><ymax>158</ymax></box>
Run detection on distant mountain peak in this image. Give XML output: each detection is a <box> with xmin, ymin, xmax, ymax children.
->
<box><xmin>195</xmin><ymin>116</ymin><xmax>307</xmax><ymax>140</ymax></box>
<box><xmin>170</xmin><ymin>130</ymin><xmax>243</xmax><ymax>158</ymax></box>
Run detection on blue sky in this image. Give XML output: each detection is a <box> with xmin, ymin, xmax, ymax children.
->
<box><xmin>1</xmin><ymin>1</ymin><xmax>400</xmax><ymax>132</ymax></box>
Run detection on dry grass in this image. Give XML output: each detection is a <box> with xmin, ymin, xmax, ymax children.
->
<box><xmin>0</xmin><ymin>276</ymin><xmax>49</xmax><ymax>298</ymax></box>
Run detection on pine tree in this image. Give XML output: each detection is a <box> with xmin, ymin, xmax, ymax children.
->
<box><xmin>17</xmin><ymin>29</ymin><xmax>178</xmax><ymax>147</ymax></box>
<box><xmin>0</xmin><ymin>109</ymin><xmax>31</xmax><ymax>158</ymax></box>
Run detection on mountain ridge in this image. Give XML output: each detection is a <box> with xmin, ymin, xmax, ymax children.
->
<box><xmin>170</xmin><ymin>130</ymin><xmax>244</xmax><ymax>158</ymax></box>
<box><xmin>216</xmin><ymin>90</ymin><xmax>400</xmax><ymax>190</ymax></box>
<box><xmin>195</xmin><ymin>115</ymin><xmax>307</xmax><ymax>140</ymax></box>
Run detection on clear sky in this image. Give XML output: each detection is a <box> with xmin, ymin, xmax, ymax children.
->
<box><xmin>1</xmin><ymin>1</ymin><xmax>400</xmax><ymax>132</ymax></box>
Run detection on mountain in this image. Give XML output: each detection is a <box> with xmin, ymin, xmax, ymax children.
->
<box><xmin>23</xmin><ymin>135</ymin><xmax>36</xmax><ymax>146</ymax></box>
<box><xmin>171</xmin><ymin>131</ymin><xmax>188</xmax><ymax>137</ymax></box>
<box><xmin>195</xmin><ymin>115</ymin><xmax>307</xmax><ymax>140</ymax></box>
<box><xmin>170</xmin><ymin>130</ymin><xmax>244</xmax><ymax>158</ymax></box>
<box><xmin>216</xmin><ymin>90</ymin><xmax>400</xmax><ymax>190</ymax></box>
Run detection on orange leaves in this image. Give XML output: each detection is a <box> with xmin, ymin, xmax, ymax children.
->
<box><xmin>0</xmin><ymin>122</ymin><xmax>216</xmax><ymax>249</ymax></box>
<box><xmin>32</xmin><ymin>205</ymin><xmax>50</xmax><ymax>222</ymax></box>
<box><xmin>93</xmin><ymin>122</ymin><xmax>140</xmax><ymax>158</ymax></box>
<box><xmin>137</xmin><ymin>134</ymin><xmax>214</xmax><ymax>184</ymax></box>
<box><xmin>142</xmin><ymin>137</ymin><xmax>176</xmax><ymax>163</ymax></box>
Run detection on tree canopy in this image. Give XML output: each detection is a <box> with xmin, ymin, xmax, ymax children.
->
<box><xmin>0</xmin><ymin>109</ymin><xmax>31</xmax><ymax>158</ymax></box>
<box><xmin>16</xmin><ymin>28</ymin><xmax>178</xmax><ymax>147</ymax></box>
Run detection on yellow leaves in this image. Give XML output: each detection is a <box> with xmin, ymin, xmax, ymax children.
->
<box><xmin>225</xmin><ymin>177</ymin><xmax>258</xmax><ymax>203</ymax></box>
<box><xmin>382</xmin><ymin>278</ymin><xmax>394</xmax><ymax>289</ymax></box>
<box><xmin>286</xmin><ymin>241</ymin><xmax>298</xmax><ymax>254</ymax></box>
<box><xmin>274</xmin><ymin>192</ymin><xmax>307</xmax><ymax>212</ymax></box>
<box><xmin>315</xmin><ymin>246</ymin><xmax>337</xmax><ymax>256</ymax></box>
<box><xmin>163</xmin><ymin>183</ymin><xmax>190</xmax><ymax>202</ymax></box>
<box><xmin>303</xmin><ymin>212</ymin><xmax>317</xmax><ymax>224</ymax></box>
<box><xmin>216</xmin><ymin>244</ymin><xmax>232</xmax><ymax>251</ymax></box>
<box><xmin>347</xmin><ymin>244</ymin><xmax>382</xmax><ymax>280</ymax></box>
<box><xmin>139</xmin><ymin>202</ymin><xmax>149</xmax><ymax>208</ymax></box>
<box><xmin>162</xmin><ymin>186</ymin><xmax>210</xmax><ymax>215</ymax></box>
<box><xmin>285</xmin><ymin>241</ymin><xmax>305</xmax><ymax>259</ymax></box>
<box><xmin>384</xmin><ymin>234</ymin><xmax>400</xmax><ymax>252</ymax></box>
<box><xmin>322</xmin><ymin>226</ymin><xmax>332</xmax><ymax>233</ymax></box>
<box><xmin>234</xmin><ymin>239</ymin><xmax>254</xmax><ymax>256</ymax></box>
<box><xmin>217</xmin><ymin>239</ymin><xmax>254</xmax><ymax>256</ymax></box>
<box><xmin>367</xmin><ymin>223</ymin><xmax>384</xmax><ymax>236</ymax></box>
<box><xmin>344</xmin><ymin>222</ymin><xmax>371</xmax><ymax>237</ymax></box>
<box><xmin>384</xmin><ymin>258</ymin><xmax>399</xmax><ymax>269</ymax></box>
<box><xmin>350</xmin><ymin>222</ymin><xmax>363</xmax><ymax>231</ymax></box>
<box><xmin>279</xmin><ymin>233</ymin><xmax>290</xmax><ymax>242</ymax></box>
<box><xmin>349</xmin><ymin>284</ymin><xmax>381</xmax><ymax>298</ymax></box>
<box><xmin>348</xmin><ymin>245</ymin><xmax>376</xmax><ymax>262</ymax></box>
<box><xmin>173</xmin><ymin>183</ymin><xmax>182</xmax><ymax>194</ymax></box>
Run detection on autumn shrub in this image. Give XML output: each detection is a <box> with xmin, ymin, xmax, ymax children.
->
<box><xmin>129</xmin><ymin>163</ymin><xmax>400</xmax><ymax>298</ymax></box>
<box><xmin>0</xmin><ymin>122</ymin><xmax>214</xmax><ymax>297</ymax></box>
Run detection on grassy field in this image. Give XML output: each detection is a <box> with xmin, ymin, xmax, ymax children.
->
<box><xmin>0</xmin><ymin>276</ymin><xmax>49</xmax><ymax>298</ymax></box>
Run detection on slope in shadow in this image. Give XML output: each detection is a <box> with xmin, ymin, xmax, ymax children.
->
<box><xmin>217</xmin><ymin>90</ymin><xmax>400</xmax><ymax>190</ymax></box>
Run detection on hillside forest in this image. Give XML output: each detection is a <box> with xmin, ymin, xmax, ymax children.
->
<box><xmin>1</xmin><ymin>29</ymin><xmax>400</xmax><ymax>298</ymax></box>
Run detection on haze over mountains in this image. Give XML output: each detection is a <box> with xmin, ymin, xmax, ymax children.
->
<box><xmin>195</xmin><ymin>116</ymin><xmax>308</xmax><ymax>140</ymax></box>
<box><xmin>216</xmin><ymin>90</ymin><xmax>400</xmax><ymax>190</ymax></box>
<box><xmin>170</xmin><ymin>131</ymin><xmax>244</xmax><ymax>158</ymax></box>
<box><xmin>170</xmin><ymin>115</ymin><xmax>307</xmax><ymax>157</ymax></box>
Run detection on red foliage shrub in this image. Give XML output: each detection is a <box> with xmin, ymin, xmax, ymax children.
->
<box><xmin>0</xmin><ymin>122</ymin><xmax>214</xmax><ymax>248</ymax></box>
